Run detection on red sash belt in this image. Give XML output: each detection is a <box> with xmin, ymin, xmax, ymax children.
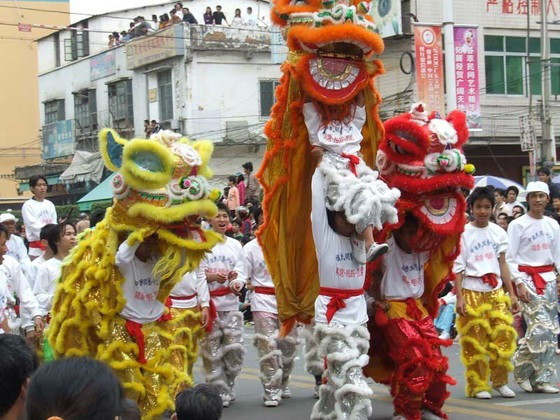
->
<box><xmin>29</xmin><ymin>240</ymin><xmax>45</xmax><ymax>250</ymax></box>
<box><xmin>207</xmin><ymin>287</ymin><xmax>233</xmax><ymax>333</ymax></box>
<box><xmin>518</xmin><ymin>265</ymin><xmax>554</xmax><ymax>295</ymax></box>
<box><xmin>254</xmin><ymin>286</ymin><xmax>275</xmax><ymax>295</ymax></box>
<box><xmin>341</xmin><ymin>153</ymin><xmax>360</xmax><ymax>176</ymax></box>
<box><xmin>472</xmin><ymin>273</ymin><xmax>499</xmax><ymax>288</ymax></box>
<box><xmin>319</xmin><ymin>286</ymin><xmax>364</xmax><ymax>323</ymax></box>
<box><xmin>403</xmin><ymin>298</ymin><xmax>424</xmax><ymax>321</ymax></box>
<box><xmin>125</xmin><ymin>320</ymin><xmax>148</xmax><ymax>365</ymax></box>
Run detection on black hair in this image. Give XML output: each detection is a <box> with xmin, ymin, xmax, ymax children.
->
<box><xmin>144</xmin><ymin>119</ymin><xmax>150</xmax><ymax>124</ymax></box>
<box><xmin>0</xmin><ymin>224</ymin><xmax>7</xmax><ymax>239</ymax></box>
<box><xmin>232</xmin><ymin>220</ymin><xmax>241</xmax><ymax>226</ymax></box>
<box><xmin>497</xmin><ymin>212</ymin><xmax>509</xmax><ymax>220</ymax></box>
<box><xmin>119</xmin><ymin>398</ymin><xmax>141</xmax><ymax>420</ymax></box>
<box><xmin>45</xmin><ymin>222</ymin><xmax>75</xmax><ymax>255</ymax></box>
<box><xmin>506</xmin><ymin>186</ymin><xmax>519</xmax><ymax>196</ymax></box>
<box><xmin>538</xmin><ymin>166</ymin><xmax>551</xmax><ymax>176</ymax></box>
<box><xmin>0</xmin><ymin>334</ymin><xmax>39</xmax><ymax>417</ymax></box>
<box><xmin>90</xmin><ymin>209</ymin><xmax>105</xmax><ymax>228</ymax></box>
<box><xmin>237</xmin><ymin>174</ymin><xmax>245</xmax><ymax>182</ymax></box>
<box><xmin>470</xmin><ymin>186</ymin><xmax>495</xmax><ymax>208</ymax></box>
<box><xmin>175</xmin><ymin>384</ymin><xmax>222</xmax><ymax>420</ymax></box>
<box><xmin>26</xmin><ymin>357</ymin><xmax>123</xmax><ymax>420</ymax></box>
<box><xmin>215</xmin><ymin>202</ymin><xmax>230</xmax><ymax>216</ymax></box>
<box><xmin>247</xmin><ymin>7</ymin><xmax>253</xmax><ymax>12</ymax></box>
<box><xmin>29</xmin><ymin>175</ymin><xmax>48</xmax><ymax>188</ymax></box>
<box><xmin>39</xmin><ymin>224</ymin><xmax>58</xmax><ymax>241</ymax></box>
<box><xmin>228</xmin><ymin>175</ymin><xmax>237</xmax><ymax>184</ymax></box>
<box><xmin>175</xmin><ymin>2</ymin><xmax>183</xmax><ymax>8</ymax></box>
<box><xmin>494</xmin><ymin>188</ymin><xmax>506</xmax><ymax>198</ymax></box>
<box><xmin>242</xmin><ymin>162</ymin><xmax>253</xmax><ymax>172</ymax></box>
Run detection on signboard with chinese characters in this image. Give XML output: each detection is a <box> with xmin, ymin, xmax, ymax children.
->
<box><xmin>369</xmin><ymin>0</ymin><xmax>402</xmax><ymax>38</ymax></box>
<box><xmin>42</xmin><ymin>120</ymin><xmax>74</xmax><ymax>160</ymax></box>
<box><xmin>126</xmin><ymin>25</ymin><xmax>184</xmax><ymax>70</ymax></box>
<box><xmin>414</xmin><ymin>24</ymin><xmax>445</xmax><ymax>115</ymax></box>
<box><xmin>486</xmin><ymin>0</ymin><xmax>559</xmax><ymax>17</ymax></box>
<box><xmin>454</xmin><ymin>26</ymin><xmax>482</xmax><ymax>130</ymax></box>
<box><xmin>90</xmin><ymin>50</ymin><xmax>116</xmax><ymax>81</ymax></box>
<box><xmin>519</xmin><ymin>115</ymin><xmax>537</xmax><ymax>152</ymax></box>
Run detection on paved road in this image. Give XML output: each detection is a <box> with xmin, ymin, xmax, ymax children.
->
<box><xmin>194</xmin><ymin>326</ymin><xmax>560</xmax><ymax>420</ymax></box>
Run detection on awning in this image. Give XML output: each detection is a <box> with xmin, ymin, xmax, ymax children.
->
<box><xmin>77</xmin><ymin>173</ymin><xmax>115</xmax><ymax>211</ymax></box>
<box><xmin>59</xmin><ymin>151</ymin><xmax>104</xmax><ymax>184</ymax></box>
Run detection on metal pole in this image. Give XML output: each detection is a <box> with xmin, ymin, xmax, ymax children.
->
<box><xmin>443</xmin><ymin>0</ymin><xmax>456</xmax><ymax>112</ymax></box>
<box><xmin>540</xmin><ymin>0</ymin><xmax>556</xmax><ymax>162</ymax></box>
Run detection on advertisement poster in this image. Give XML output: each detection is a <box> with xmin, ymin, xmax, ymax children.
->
<box><xmin>454</xmin><ymin>26</ymin><xmax>482</xmax><ymax>130</ymax></box>
<box><xmin>43</xmin><ymin>120</ymin><xmax>74</xmax><ymax>160</ymax></box>
<box><xmin>414</xmin><ymin>25</ymin><xmax>444</xmax><ymax>115</ymax></box>
<box><xmin>369</xmin><ymin>0</ymin><xmax>402</xmax><ymax>38</ymax></box>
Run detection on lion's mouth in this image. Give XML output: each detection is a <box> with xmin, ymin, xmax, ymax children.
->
<box><xmin>307</xmin><ymin>55</ymin><xmax>366</xmax><ymax>93</ymax></box>
<box><xmin>301</xmin><ymin>40</ymin><xmax>372</xmax><ymax>58</ymax></box>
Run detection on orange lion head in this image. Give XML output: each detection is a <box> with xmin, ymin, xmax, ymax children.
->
<box><xmin>271</xmin><ymin>1</ymin><xmax>383</xmax><ymax>105</ymax></box>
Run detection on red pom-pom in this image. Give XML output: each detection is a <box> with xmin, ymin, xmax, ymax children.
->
<box><xmin>375</xmin><ymin>307</ymin><xmax>388</xmax><ymax>326</ymax></box>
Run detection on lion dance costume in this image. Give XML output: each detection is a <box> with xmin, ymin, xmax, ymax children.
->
<box><xmin>48</xmin><ymin>129</ymin><xmax>222</xmax><ymax>420</ymax></box>
<box><xmin>364</xmin><ymin>103</ymin><xmax>474</xmax><ymax>420</ymax></box>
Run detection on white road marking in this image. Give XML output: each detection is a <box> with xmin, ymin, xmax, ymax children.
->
<box><xmin>494</xmin><ymin>397</ymin><xmax>560</xmax><ymax>406</ymax></box>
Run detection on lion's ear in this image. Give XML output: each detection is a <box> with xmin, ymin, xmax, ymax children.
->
<box><xmin>99</xmin><ymin>129</ymin><xmax>127</xmax><ymax>172</ymax></box>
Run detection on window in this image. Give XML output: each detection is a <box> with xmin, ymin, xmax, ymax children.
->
<box><xmin>44</xmin><ymin>100</ymin><xmax>65</xmax><ymax>124</ymax></box>
<box><xmin>54</xmin><ymin>32</ymin><xmax>60</xmax><ymax>67</ymax></box>
<box><xmin>157</xmin><ymin>70</ymin><xmax>173</xmax><ymax>121</ymax></box>
<box><xmin>259</xmin><ymin>80</ymin><xmax>280</xmax><ymax>117</ymax></box>
<box><xmin>74</xmin><ymin>89</ymin><xmax>97</xmax><ymax>133</ymax></box>
<box><xmin>108</xmin><ymin>80</ymin><xmax>134</xmax><ymax>126</ymax></box>
<box><xmin>484</xmin><ymin>35</ymin><xmax>560</xmax><ymax>96</ymax></box>
<box><xmin>64</xmin><ymin>23</ymin><xmax>90</xmax><ymax>62</ymax></box>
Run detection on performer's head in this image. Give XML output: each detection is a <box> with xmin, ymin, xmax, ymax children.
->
<box><xmin>469</xmin><ymin>187</ymin><xmax>494</xmax><ymax>227</ymax></box>
<box><xmin>210</xmin><ymin>202</ymin><xmax>230</xmax><ymax>236</ymax></box>
<box><xmin>45</xmin><ymin>222</ymin><xmax>77</xmax><ymax>258</ymax></box>
<box><xmin>118</xmin><ymin>398</ymin><xmax>141</xmax><ymax>420</ymax></box>
<box><xmin>0</xmin><ymin>334</ymin><xmax>38</xmax><ymax>420</ymax></box>
<box><xmin>135</xmin><ymin>233</ymin><xmax>159</xmax><ymax>262</ymax></box>
<box><xmin>173</xmin><ymin>384</ymin><xmax>223</xmax><ymax>420</ymax></box>
<box><xmin>26</xmin><ymin>357</ymin><xmax>123</xmax><ymax>420</ymax></box>
<box><xmin>525</xmin><ymin>181</ymin><xmax>550</xmax><ymax>216</ymax></box>
<box><xmin>393</xmin><ymin>212</ymin><xmax>419</xmax><ymax>253</ymax></box>
<box><xmin>326</xmin><ymin>210</ymin><xmax>355</xmax><ymax>237</ymax></box>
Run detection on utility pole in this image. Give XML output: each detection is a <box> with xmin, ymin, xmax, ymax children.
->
<box><xmin>540</xmin><ymin>0</ymin><xmax>556</xmax><ymax>163</ymax></box>
<box><xmin>443</xmin><ymin>0</ymin><xmax>456</xmax><ymax>112</ymax></box>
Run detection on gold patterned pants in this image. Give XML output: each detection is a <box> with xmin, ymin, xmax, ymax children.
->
<box><xmin>456</xmin><ymin>288</ymin><xmax>517</xmax><ymax>397</ymax></box>
<box><xmin>97</xmin><ymin>316</ymin><xmax>188</xmax><ymax>420</ymax></box>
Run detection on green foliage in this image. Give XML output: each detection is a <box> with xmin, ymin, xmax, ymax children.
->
<box><xmin>56</xmin><ymin>204</ymin><xmax>80</xmax><ymax>222</ymax></box>
<box><xmin>90</xmin><ymin>200</ymin><xmax>113</xmax><ymax>214</ymax></box>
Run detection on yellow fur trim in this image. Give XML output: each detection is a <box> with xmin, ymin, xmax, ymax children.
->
<box><xmin>190</xmin><ymin>139</ymin><xmax>214</xmax><ymax>179</ymax></box>
<box><xmin>121</xmin><ymin>139</ymin><xmax>174</xmax><ymax>190</ymax></box>
<box><xmin>127</xmin><ymin>200</ymin><xmax>219</xmax><ymax>229</ymax></box>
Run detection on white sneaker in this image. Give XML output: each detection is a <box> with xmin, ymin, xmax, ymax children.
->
<box><xmin>438</xmin><ymin>331</ymin><xmax>451</xmax><ymax>340</ymax></box>
<box><xmin>366</xmin><ymin>242</ymin><xmax>389</xmax><ymax>262</ymax></box>
<box><xmin>281</xmin><ymin>388</ymin><xmax>292</xmax><ymax>399</ymax></box>
<box><xmin>421</xmin><ymin>409</ymin><xmax>443</xmax><ymax>420</ymax></box>
<box><xmin>392</xmin><ymin>414</ymin><xmax>408</xmax><ymax>420</ymax></box>
<box><xmin>474</xmin><ymin>391</ymin><xmax>492</xmax><ymax>399</ymax></box>
<box><xmin>493</xmin><ymin>385</ymin><xmax>515</xmax><ymax>398</ymax></box>
<box><xmin>313</xmin><ymin>384</ymin><xmax>320</xmax><ymax>399</ymax></box>
<box><xmin>222</xmin><ymin>399</ymin><xmax>230</xmax><ymax>408</ymax></box>
<box><xmin>264</xmin><ymin>399</ymin><xmax>279</xmax><ymax>407</ymax></box>
<box><xmin>229</xmin><ymin>389</ymin><xmax>236</xmax><ymax>401</ymax></box>
<box><xmin>534</xmin><ymin>384</ymin><xmax>559</xmax><ymax>394</ymax></box>
<box><xmin>518</xmin><ymin>379</ymin><xmax>533</xmax><ymax>393</ymax></box>
<box><xmin>351</xmin><ymin>236</ymin><xmax>367</xmax><ymax>264</ymax></box>
<box><xmin>556</xmin><ymin>348</ymin><xmax>560</xmax><ymax>355</ymax></box>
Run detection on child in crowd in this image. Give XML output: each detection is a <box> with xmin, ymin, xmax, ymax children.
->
<box><xmin>173</xmin><ymin>384</ymin><xmax>222</xmax><ymax>420</ymax></box>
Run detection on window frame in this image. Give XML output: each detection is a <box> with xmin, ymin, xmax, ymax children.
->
<box><xmin>108</xmin><ymin>79</ymin><xmax>134</xmax><ymax>127</ymax></box>
<box><xmin>74</xmin><ymin>89</ymin><xmax>97</xmax><ymax>133</ymax></box>
<box><xmin>157</xmin><ymin>70</ymin><xmax>174</xmax><ymax>121</ymax></box>
<box><xmin>259</xmin><ymin>79</ymin><xmax>280</xmax><ymax>118</ymax></box>
<box><xmin>44</xmin><ymin>99</ymin><xmax>65</xmax><ymax>125</ymax></box>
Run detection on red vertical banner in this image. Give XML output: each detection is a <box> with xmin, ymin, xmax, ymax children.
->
<box><xmin>454</xmin><ymin>26</ymin><xmax>481</xmax><ymax>130</ymax></box>
<box><xmin>414</xmin><ymin>25</ymin><xmax>445</xmax><ymax>115</ymax></box>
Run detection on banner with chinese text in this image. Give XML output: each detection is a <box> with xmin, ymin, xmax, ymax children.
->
<box><xmin>414</xmin><ymin>25</ymin><xmax>444</xmax><ymax>115</ymax></box>
<box><xmin>454</xmin><ymin>26</ymin><xmax>481</xmax><ymax>130</ymax></box>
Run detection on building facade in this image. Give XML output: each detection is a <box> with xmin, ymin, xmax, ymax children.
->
<box><xmin>24</xmin><ymin>1</ymin><xmax>277</xmax><ymax>202</ymax></box>
<box><xmin>377</xmin><ymin>0</ymin><xmax>560</xmax><ymax>183</ymax></box>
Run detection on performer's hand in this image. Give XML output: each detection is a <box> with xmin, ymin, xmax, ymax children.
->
<box><xmin>34</xmin><ymin>316</ymin><xmax>45</xmax><ymax>334</ymax></box>
<box><xmin>516</xmin><ymin>283</ymin><xmax>531</xmax><ymax>303</ymax></box>
<box><xmin>216</xmin><ymin>273</ymin><xmax>228</xmax><ymax>284</ymax></box>
<box><xmin>456</xmin><ymin>297</ymin><xmax>468</xmax><ymax>317</ymax></box>
<box><xmin>200</xmin><ymin>306</ymin><xmax>210</xmax><ymax>329</ymax></box>
<box><xmin>229</xmin><ymin>280</ymin><xmax>242</xmax><ymax>295</ymax></box>
<box><xmin>227</xmin><ymin>271</ymin><xmax>238</xmax><ymax>281</ymax></box>
<box><xmin>311</xmin><ymin>146</ymin><xmax>324</xmax><ymax>164</ymax></box>
<box><xmin>510</xmin><ymin>296</ymin><xmax>521</xmax><ymax>314</ymax></box>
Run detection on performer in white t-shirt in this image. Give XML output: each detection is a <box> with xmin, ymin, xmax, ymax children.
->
<box><xmin>167</xmin><ymin>266</ymin><xmax>210</xmax><ymax>391</ymax></box>
<box><xmin>369</xmin><ymin>213</ymin><xmax>454</xmax><ymax>420</ymax></box>
<box><xmin>0</xmin><ymin>214</ymin><xmax>33</xmax><ymax>281</ymax></box>
<box><xmin>0</xmin><ymin>270</ymin><xmax>14</xmax><ymax>333</ymax></box>
<box><xmin>506</xmin><ymin>181</ymin><xmax>560</xmax><ymax>394</ymax></box>
<box><xmin>199</xmin><ymin>202</ymin><xmax>246</xmax><ymax>407</ymax></box>
<box><xmin>243</xmin><ymin>237</ymin><xmax>299</xmax><ymax>407</ymax></box>
<box><xmin>454</xmin><ymin>187</ymin><xmax>519</xmax><ymax>400</ymax></box>
<box><xmin>309</xmin><ymin>166</ymin><xmax>373</xmax><ymax>420</ymax></box>
<box><xmin>21</xmin><ymin>176</ymin><xmax>57</xmax><ymax>259</ymax></box>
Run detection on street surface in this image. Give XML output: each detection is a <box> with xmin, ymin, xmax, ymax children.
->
<box><xmin>194</xmin><ymin>326</ymin><xmax>560</xmax><ymax>420</ymax></box>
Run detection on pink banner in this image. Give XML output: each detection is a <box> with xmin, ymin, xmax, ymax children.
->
<box><xmin>414</xmin><ymin>25</ymin><xmax>444</xmax><ymax>115</ymax></box>
<box><xmin>454</xmin><ymin>26</ymin><xmax>481</xmax><ymax>130</ymax></box>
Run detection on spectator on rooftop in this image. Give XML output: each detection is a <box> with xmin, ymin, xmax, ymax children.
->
<box><xmin>232</xmin><ymin>8</ymin><xmax>243</xmax><ymax>26</ymax></box>
<box><xmin>182</xmin><ymin>7</ymin><xmax>198</xmax><ymax>24</ymax></box>
<box><xmin>160</xmin><ymin>13</ymin><xmax>172</xmax><ymax>29</ymax></box>
<box><xmin>112</xmin><ymin>31</ymin><xmax>121</xmax><ymax>45</ymax></box>
<box><xmin>108</xmin><ymin>34</ymin><xmax>115</xmax><ymax>48</ymax></box>
<box><xmin>243</xmin><ymin>7</ymin><xmax>257</xmax><ymax>26</ymax></box>
<box><xmin>120</xmin><ymin>30</ymin><xmax>130</xmax><ymax>42</ymax></box>
<box><xmin>170</xmin><ymin>9</ymin><xmax>181</xmax><ymax>24</ymax></box>
<box><xmin>174</xmin><ymin>2</ymin><xmax>184</xmax><ymax>13</ymax></box>
<box><xmin>203</xmin><ymin>7</ymin><xmax>214</xmax><ymax>25</ymax></box>
<box><xmin>213</xmin><ymin>5</ymin><xmax>228</xmax><ymax>26</ymax></box>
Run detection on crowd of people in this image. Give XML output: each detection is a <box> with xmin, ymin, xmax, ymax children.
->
<box><xmin>107</xmin><ymin>3</ymin><xmax>263</xmax><ymax>48</ymax></box>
